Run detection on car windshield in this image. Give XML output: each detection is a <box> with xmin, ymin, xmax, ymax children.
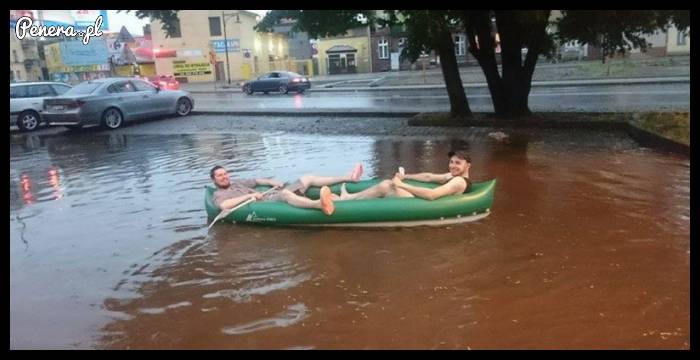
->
<box><xmin>64</xmin><ymin>81</ymin><xmax>102</xmax><ymax>95</ymax></box>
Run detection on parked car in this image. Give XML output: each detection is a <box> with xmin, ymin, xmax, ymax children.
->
<box><xmin>145</xmin><ymin>75</ymin><xmax>180</xmax><ymax>90</ymax></box>
<box><xmin>42</xmin><ymin>77</ymin><xmax>194</xmax><ymax>130</ymax></box>
<box><xmin>10</xmin><ymin>82</ymin><xmax>72</xmax><ymax>131</ymax></box>
<box><xmin>242</xmin><ymin>71</ymin><xmax>311</xmax><ymax>95</ymax></box>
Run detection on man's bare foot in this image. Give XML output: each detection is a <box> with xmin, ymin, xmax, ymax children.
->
<box><xmin>320</xmin><ymin>186</ymin><xmax>335</xmax><ymax>216</ymax></box>
<box><xmin>350</xmin><ymin>163</ymin><xmax>363</xmax><ymax>182</ymax></box>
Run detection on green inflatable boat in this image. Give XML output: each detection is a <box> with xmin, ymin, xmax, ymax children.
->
<box><xmin>205</xmin><ymin>178</ymin><xmax>496</xmax><ymax>227</ymax></box>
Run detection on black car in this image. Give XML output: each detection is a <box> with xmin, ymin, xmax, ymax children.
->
<box><xmin>242</xmin><ymin>71</ymin><xmax>311</xmax><ymax>95</ymax></box>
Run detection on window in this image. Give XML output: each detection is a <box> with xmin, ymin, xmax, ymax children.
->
<box><xmin>131</xmin><ymin>80</ymin><xmax>157</xmax><ymax>92</ymax></box>
<box><xmin>378</xmin><ymin>37</ymin><xmax>389</xmax><ymax>59</ymax></box>
<box><xmin>27</xmin><ymin>84</ymin><xmax>54</xmax><ymax>97</ymax></box>
<box><xmin>107</xmin><ymin>82</ymin><xmax>135</xmax><ymax>93</ymax></box>
<box><xmin>10</xmin><ymin>85</ymin><xmax>29</xmax><ymax>99</ymax></box>
<box><xmin>51</xmin><ymin>84</ymin><xmax>72</xmax><ymax>95</ymax></box>
<box><xmin>677</xmin><ymin>31</ymin><xmax>687</xmax><ymax>45</ymax></box>
<box><xmin>209</xmin><ymin>17</ymin><xmax>221</xmax><ymax>36</ymax></box>
<box><xmin>170</xmin><ymin>19</ymin><xmax>182</xmax><ymax>38</ymax></box>
<box><xmin>454</xmin><ymin>34</ymin><xmax>466</xmax><ymax>56</ymax></box>
<box><xmin>66</xmin><ymin>82</ymin><xmax>101</xmax><ymax>95</ymax></box>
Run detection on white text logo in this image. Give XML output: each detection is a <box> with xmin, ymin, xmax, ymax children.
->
<box><xmin>15</xmin><ymin>16</ymin><xmax>104</xmax><ymax>44</ymax></box>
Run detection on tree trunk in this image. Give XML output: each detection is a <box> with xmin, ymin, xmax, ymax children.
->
<box><xmin>498</xmin><ymin>18</ymin><xmax>530</xmax><ymax>117</ymax></box>
<box><xmin>465</xmin><ymin>11</ymin><xmax>508</xmax><ymax>116</ymax></box>
<box><xmin>494</xmin><ymin>10</ymin><xmax>549</xmax><ymax>117</ymax></box>
<box><xmin>435</xmin><ymin>28</ymin><xmax>471</xmax><ymax>119</ymax></box>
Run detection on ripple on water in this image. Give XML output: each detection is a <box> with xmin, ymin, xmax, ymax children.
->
<box><xmin>137</xmin><ymin>301</ymin><xmax>192</xmax><ymax>315</ymax></box>
<box><xmin>221</xmin><ymin>303</ymin><xmax>308</xmax><ymax>335</ymax></box>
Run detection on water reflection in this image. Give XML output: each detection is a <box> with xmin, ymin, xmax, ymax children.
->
<box><xmin>10</xmin><ymin>129</ymin><xmax>690</xmax><ymax>349</ymax></box>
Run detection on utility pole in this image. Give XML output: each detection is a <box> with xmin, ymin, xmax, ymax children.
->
<box><xmin>222</xmin><ymin>11</ymin><xmax>231</xmax><ymax>85</ymax></box>
<box><xmin>222</xmin><ymin>11</ymin><xmax>241</xmax><ymax>86</ymax></box>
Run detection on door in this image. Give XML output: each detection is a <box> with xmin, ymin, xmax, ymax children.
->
<box><xmin>256</xmin><ymin>72</ymin><xmax>280</xmax><ymax>92</ymax></box>
<box><xmin>131</xmin><ymin>79</ymin><xmax>170</xmax><ymax>116</ymax></box>
<box><xmin>252</xmin><ymin>73</ymin><xmax>270</xmax><ymax>91</ymax></box>
<box><xmin>107</xmin><ymin>81</ymin><xmax>141</xmax><ymax>119</ymax></box>
<box><xmin>215</xmin><ymin>61</ymin><xmax>225</xmax><ymax>82</ymax></box>
<box><xmin>391</xmin><ymin>52</ymin><xmax>400</xmax><ymax>70</ymax></box>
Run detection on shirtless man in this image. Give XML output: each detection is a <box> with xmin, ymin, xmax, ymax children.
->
<box><xmin>339</xmin><ymin>151</ymin><xmax>471</xmax><ymax>201</ymax></box>
<box><xmin>210</xmin><ymin>163</ymin><xmax>363</xmax><ymax>216</ymax></box>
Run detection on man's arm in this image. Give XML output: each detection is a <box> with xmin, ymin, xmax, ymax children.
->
<box><xmin>403</xmin><ymin>172</ymin><xmax>452</xmax><ymax>183</ymax></box>
<box><xmin>394</xmin><ymin>177</ymin><xmax>466</xmax><ymax>201</ymax></box>
<box><xmin>218</xmin><ymin>193</ymin><xmax>260</xmax><ymax>210</ymax></box>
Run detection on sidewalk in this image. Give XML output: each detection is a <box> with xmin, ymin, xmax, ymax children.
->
<box><xmin>183</xmin><ymin>56</ymin><xmax>689</xmax><ymax>93</ymax></box>
<box><xmin>183</xmin><ymin>76</ymin><xmax>689</xmax><ymax>94</ymax></box>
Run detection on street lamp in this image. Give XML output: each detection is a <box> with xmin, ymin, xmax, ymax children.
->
<box><xmin>222</xmin><ymin>11</ymin><xmax>241</xmax><ymax>85</ymax></box>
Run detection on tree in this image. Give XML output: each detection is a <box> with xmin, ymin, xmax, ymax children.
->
<box><xmin>460</xmin><ymin>11</ymin><xmax>553</xmax><ymax>117</ymax></box>
<box><xmin>134</xmin><ymin>10</ymin><xmax>689</xmax><ymax>120</ymax></box>
<box><xmin>257</xmin><ymin>10</ymin><xmax>472</xmax><ymax>119</ymax></box>
<box><xmin>460</xmin><ymin>10</ymin><xmax>688</xmax><ymax>117</ymax></box>
<box><xmin>555</xmin><ymin>10</ymin><xmax>690</xmax><ymax>64</ymax></box>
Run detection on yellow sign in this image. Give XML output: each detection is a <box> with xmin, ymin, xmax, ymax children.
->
<box><xmin>44</xmin><ymin>43</ymin><xmax>63</xmax><ymax>69</ymax></box>
<box><xmin>173</xmin><ymin>61</ymin><xmax>212</xmax><ymax>76</ymax></box>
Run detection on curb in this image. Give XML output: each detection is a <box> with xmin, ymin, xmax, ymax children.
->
<box><xmin>625</xmin><ymin>124</ymin><xmax>690</xmax><ymax>156</ymax></box>
<box><xmin>185</xmin><ymin>77</ymin><xmax>689</xmax><ymax>94</ymax></box>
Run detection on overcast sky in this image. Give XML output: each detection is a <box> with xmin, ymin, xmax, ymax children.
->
<box><xmin>107</xmin><ymin>10</ymin><xmax>269</xmax><ymax>36</ymax></box>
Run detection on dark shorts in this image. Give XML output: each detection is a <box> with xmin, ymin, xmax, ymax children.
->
<box><xmin>262</xmin><ymin>179</ymin><xmax>307</xmax><ymax>202</ymax></box>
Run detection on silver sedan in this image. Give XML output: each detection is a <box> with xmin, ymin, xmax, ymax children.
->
<box><xmin>43</xmin><ymin>77</ymin><xmax>194</xmax><ymax>130</ymax></box>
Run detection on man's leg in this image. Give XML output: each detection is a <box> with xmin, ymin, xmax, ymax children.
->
<box><xmin>280</xmin><ymin>188</ymin><xmax>335</xmax><ymax>215</ymax></box>
<box><xmin>338</xmin><ymin>179</ymin><xmax>407</xmax><ymax>200</ymax></box>
<box><xmin>297</xmin><ymin>163</ymin><xmax>363</xmax><ymax>190</ymax></box>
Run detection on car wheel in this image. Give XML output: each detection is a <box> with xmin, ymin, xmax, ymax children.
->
<box><xmin>176</xmin><ymin>98</ymin><xmax>192</xmax><ymax>116</ymax></box>
<box><xmin>244</xmin><ymin>85</ymin><xmax>254</xmax><ymax>95</ymax></box>
<box><xmin>101</xmin><ymin>108</ymin><xmax>123</xmax><ymax>130</ymax></box>
<box><xmin>17</xmin><ymin>110</ymin><xmax>40</xmax><ymax>132</ymax></box>
<box><xmin>297</xmin><ymin>88</ymin><xmax>306</xmax><ymax>94</ymax></box>
<box><xmin>279</xmin><ymin>84</ymin><xmax>288</xmax><ymax>94</ymax></box>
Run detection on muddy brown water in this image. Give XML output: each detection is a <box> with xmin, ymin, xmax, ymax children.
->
<box><xmin>9</xmin><ymin>128</ymin><xmax>689</xmax><ymax>349</ymax></box>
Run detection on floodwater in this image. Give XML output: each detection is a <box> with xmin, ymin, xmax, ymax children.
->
<box><xmin>10</xmin><ymin>128</ymin><xmax>689</xmax><ymax>349</ymax></box>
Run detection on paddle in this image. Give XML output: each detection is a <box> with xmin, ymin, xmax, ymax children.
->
<box><xmin>208</xmin><ymin>187</ymin><xmax>277</xmax><ymax>229</ymax></box>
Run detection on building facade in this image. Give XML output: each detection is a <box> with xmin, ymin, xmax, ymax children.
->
<box><xmin>272</xmin><ymin>19</ymin><xmax>312</xmax><ymax>60</ymax></box>
<box><xmin>665</xmin><ymin>24</ymin><xmax>690</xmax><ymax>55</ymax></box>
<box><xmin>44</xmin><ymin>38</ymin><xmax>111</xmax><ymax>84</ymax></box>
<box><xmin>150</xmin><ymin>10</ymin><xmax>289</xmax><ymax>83</ymax></box>
<box><xmin>10</xmin><ymin>10</ymin><xmax>44</xmax><ymax>82</ymax></box>
<box><xmin>316</xmin><ymin>26</ymin><xmax>372</xmax><ymax>75</ymax></box>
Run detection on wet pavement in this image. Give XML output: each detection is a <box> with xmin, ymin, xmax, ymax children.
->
<box><xmin>10</xmin><ymin>118</ymin><xmax>689</xmax><ymax>349</ymax></box>
<box><xmin>191</xmin><ymin>83</ymin><xmax>690</xmax><ymax>113</ymax></box>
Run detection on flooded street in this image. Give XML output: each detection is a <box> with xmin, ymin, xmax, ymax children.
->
<box><xmin>9</xmin><ymin>126</ymin><xmax>689</xmax><ymax>349</ymax></box>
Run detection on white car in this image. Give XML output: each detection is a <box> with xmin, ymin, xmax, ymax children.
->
<box><xmin>10</xmin><ymin>82</ymin><xmax>72</xmax><ymax>132</ymax></box>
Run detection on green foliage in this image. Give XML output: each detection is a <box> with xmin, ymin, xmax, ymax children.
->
<box><xmin>254</xmin><ymin>10</ymin><xmax>374</xmax><ymax>38</ymax></box>
<box><xmin>120</xmin><ymin>10</ymin><xmax>181</xmax><ymax>38</ymax></box>
<box><xmin>555</xmin><ymin>10</ymin><xmax>690</xmax><ymax>58</ymax></box>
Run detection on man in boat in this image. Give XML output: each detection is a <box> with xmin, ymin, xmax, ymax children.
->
<box><xmin>210</xmin><ymin>163</ymin><xmax>363</xmax><ymax>216</ymax></box>
<box><xmin>339</xmin><ymin>151</ymin><xmax>472</xmax><ymax>200</ymax></box>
